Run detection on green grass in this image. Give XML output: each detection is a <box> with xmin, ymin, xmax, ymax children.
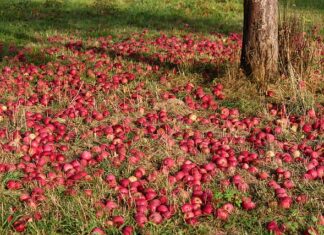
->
<box><xmin>288</xmin><ymin>0</ymin><xmax>324</xmax><ymax>10</ymax></box>
<box><xmin>0</xmin><ymin>0</ymin><xmax>323</xmax><ymax>49</ymax></box>
<box><xmin>0</xmin><ymin>0</ymin><xmax>241</xmax><ymax>45</ymax></box>
<box><xmin>281</xmin><ymin>0</ymin><xmax>324</xmax><ymax>33</ymax></box>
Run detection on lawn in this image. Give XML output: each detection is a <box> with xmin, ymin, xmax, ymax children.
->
<box><xmin>0</xmin><ymin>0</ymin><xmax>323</xmax><ymax>45</ymax></box>
<box><xmin>0</xmin><ymin>0</ymin><xmax>323</xmax><ymax>234</ymax></box>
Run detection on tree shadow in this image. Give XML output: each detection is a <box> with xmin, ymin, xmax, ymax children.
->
<box><xmin>0</xmin><ymin>1</ymin><xmax>240</xmax><ymax>76</ymax></box>
<box><xmin>87</xmin><ymin>45</ymin><xmax>229</xmax><ymax>84</ymax></box>
<box><xmin>0</xmin><ymin>42</ymin><xmax>55</xmax><ymax>65</ymax></box>
<box><xmin>0</xmin><ymin>25</ymin><xmax>40</xmax><ymax>61</ymax></box>
<box><xmin>0</xmin><ymin>1</ymin><xmax>241</xmax><ymax>45</ymax></box>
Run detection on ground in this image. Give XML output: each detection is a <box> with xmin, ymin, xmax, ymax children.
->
<box><xmin>0</xmin><ymin>1</ymin><xmax>323</xmax><ymax>235</ymax></box>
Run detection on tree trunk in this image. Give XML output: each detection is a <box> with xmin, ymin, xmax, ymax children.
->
<box><xmin>241</xmin><ymin>0</ymin><xmax>279</xmax><ymax>81</ymax></box>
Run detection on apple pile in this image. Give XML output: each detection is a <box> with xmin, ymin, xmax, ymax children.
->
<box><xmin>0</xmin><ymin>31</ymin><xmax>323</xmax><ymax>234</ymax></box>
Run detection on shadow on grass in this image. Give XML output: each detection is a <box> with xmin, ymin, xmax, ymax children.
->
<box><xmin>88</xmin><ymin>45</ymin><xmax>230</xmax><ymax>83</ymax></box>
<box><xmin>0</xmin><ymin>26</ymin><xmax>40</xmax><ymax>62</ymax></box>
<box><xmin>0</xmin><ymin>0</ymin><xmax>241</xmax><ymax>74</ymax></box>
<box><xmin>0</xmin><ymin>1</ymin><xmax>241</xmax><ymax>45</ymax></box>
<box><xmin>0</xmin><ymin>39</ymin><xmax>55</xmax><ymax>65</ymax></box>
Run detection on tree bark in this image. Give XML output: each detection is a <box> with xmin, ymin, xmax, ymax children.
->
<box><xmin>241</xmin><ymin>0</ymin><xmax>279</xmax><ymax>81</ymax></box>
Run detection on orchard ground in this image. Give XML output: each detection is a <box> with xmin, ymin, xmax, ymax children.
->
<box><xmin>0</xmin><ymin>1</ymin><xmax>323</xmax><ymax>234</ymax></box>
